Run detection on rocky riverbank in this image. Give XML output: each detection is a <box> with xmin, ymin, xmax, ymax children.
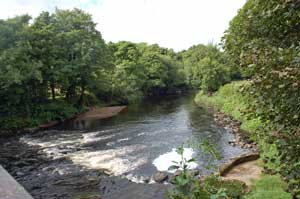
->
<box><xmin>212</xmin><ymin>111</ymin><xmax>259</xmax><ymax>152</ymax></box>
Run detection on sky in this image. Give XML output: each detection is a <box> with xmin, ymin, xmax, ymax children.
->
<box><xmin>0</xmin><ymin>0</ymin><xmax>246</xmax><ymax>51</ymax></box>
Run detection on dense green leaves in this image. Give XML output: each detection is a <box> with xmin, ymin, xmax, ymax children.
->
<box><xmin>0</xmin><ymin>9</ymin><xmax>110</xmax><ymax>129</ymax></box>
<box><xmin>223</xmin><ymin>0</ymin><xmax>300</xmax><ymax>196</ymax></box>
<box><xmin>0</xmin><ymin>9</ymin><xmax>189</xmax><ymax>129</ymax></box>
<box><xmin>108</xmin><ymin>41</ymin><xmax>185</xmax><ymax>103</ymax></box>
<box><xmin>179</xmin><ymin>44</ymin><xmax>234</xmax><ymax>93</ymax></box>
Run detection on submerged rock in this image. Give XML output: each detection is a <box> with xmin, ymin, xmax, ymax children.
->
<box><xmin>153</xmin><ymin>171</ymin><xmax>168</xmax><ymax>183</ymax></box>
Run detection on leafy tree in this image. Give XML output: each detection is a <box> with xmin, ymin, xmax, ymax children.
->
<box><xmin>51</xmin><ymin>8</ymin><xmax>110</xmax><ymax>105</ymax></box>
<box><xmin>0</xmin><ymin>9</ymin><xmax>112</xmax><ymax>129</ymax></box>
<box><xmin>108</xmin><ymin>41</ymin><xmax>146</xmax><ymax>103</ymax></box>
<box><xmin>108</xmin><ymin>41</ymin><xmax>186</xmax><ymax>103</ymax></box>
<box><xmin>179</xmin><ymin>44</ymin><xmax>232</xmax><ymax>91</ymax></box>
<box><xmin>223</xmin><ymin>0</ymin><xmax>300</xmax><ymax>196</ymax></box>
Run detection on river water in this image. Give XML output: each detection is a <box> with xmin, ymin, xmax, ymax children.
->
<box><xmin>0</xmin><ymin>95</ymin><xmax>248</xmax><ymax>199</ymax></box>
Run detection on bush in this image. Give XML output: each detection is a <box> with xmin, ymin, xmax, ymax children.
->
<box><xmin>0</xmin><ymin>100</ymin><xmax>79</xmax><ymax>130</ymax></box>
<box><xmin>168</xmin><ymin>145</ymin><xmax>246</xmax><ymax>199</ymax></box>
<box><xmin>195</xmin><ymin>81</ymin><xmax>257</xmax><ymax>125</ymax></box>
<box><xmin>203</xmin><ymin>175</ymin><xmax>246</xmax><ymax>198</ymax></box>
<box><xmin>195</xmin><ymin>81</ymin><xmax>294</xmax><ymax>198</ymax></box>
<box><xmin>36</xmin><ymin>100</ymin><xmax>79</xmax><ymax>122</ymax></box>
<box><xmin>223</xmin><ymin>1</ymin><xmax>300</xmax><ymax>196</ymax></box>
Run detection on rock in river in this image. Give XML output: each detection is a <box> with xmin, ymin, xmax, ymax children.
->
<box><xmin>153</xmin><ymin>171</ymin><xmax>168</xmax><ymax>183</ymax></box>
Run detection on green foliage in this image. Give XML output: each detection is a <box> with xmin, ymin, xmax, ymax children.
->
<box><xmin>223</xmin><ymin>0</ymin><xmax>300</xmax><ymax>196</ymax></box>
<box><xmin>108</xmin><ymin>41</ymin><xmax>185</xmax><ymax>104</ymax></box>
<box><xmin>0</xmin><ymin>9</ymin><xmax>110</xmax><ymax>129</ymax></box>
<box><xmin>195</xmin><ymin>81</ymin><xmax>253</xmax><ymax>122</ymax></box>
<box><xmin>0</xmin><ymin>8</ymin><xmax>188</xmax><ymax>130</ymax></box>
<box><xmin>36</xmin><ymin>101</ymin><xmax>79</xmax><ymax>122</ymax></box>
<box><xmin>179</xmin><ymin>44</ymin><xmax>234</xmax><ymax>93</ymax></box>
<box><xmin>203</xmin><ymin>175</ymin><xmax>246</xmax><ymax>199</ymax></box>
<box><xmin>0</xmin><ymin>10</ymin><xmax>187</xmax><ymax>129</ymax></box>
<box><xmin>259</xmin><ymin>143</ymin><xmax>281</xmax><ymax>173</ymax></box>
<box><xmin>195</xmin><ymin>81</ymin><xmax>297</xmax><ymax>198</ymax></box>
<box><xmin>244</xmin><ymin>175</ymin><xmax>292</xmax><ymax>199</ymax></box>
<box><xmin>168</xmin><ymin>143</ymin><xmax>245</xmax><ymax>199</ymax></box>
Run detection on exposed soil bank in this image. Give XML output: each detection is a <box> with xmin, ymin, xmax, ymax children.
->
<box><xmin>74</xmin><ymin>106</ymin><xmax>127</xmax><ymax>122</ymax></box>
<box><xmin>219</xmin><ymin>153</ymin><xmax>260</xmax><ymax>177</ymax></box>
<box><xmin>222</xmin><ymin>160</ymin><xmax>262</xmax><ymax>186</ymax></box>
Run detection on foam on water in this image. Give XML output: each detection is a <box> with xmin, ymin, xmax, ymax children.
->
<box><xmin>82</xmin><ymin>132</ymin><xmax>116</xmax><ymax>144</ymax></box>
<box><xmin>153</xmin><ymin>148</ymin><xmax>198</xmax><ymax>173</ymax></box>
<box><xmin>21</xmin><ymin>134</ymin><xmax>149</xmax><ymax>177</ymax></box>
<box><xmin>71</xmin><ymin>145</ymin><xmax>147</xmax><ymax>176</ymax></box>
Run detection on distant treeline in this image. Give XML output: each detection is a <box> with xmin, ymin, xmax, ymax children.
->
<box><xmin>0</xmin><ymin>8</ymin><xmax>235</xmax><ymax>129</ymax></box>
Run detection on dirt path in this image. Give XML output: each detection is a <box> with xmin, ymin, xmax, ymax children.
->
<box><xmin>222</xmin><ymin>160</ymin><xmax>262</xmax><ymax>186</ymax></box>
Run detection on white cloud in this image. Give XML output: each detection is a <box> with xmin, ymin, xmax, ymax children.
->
<box><xmin>0</xmin><ymin>0</ymin><xmax>245</xmax><ymax>51</ymax></box>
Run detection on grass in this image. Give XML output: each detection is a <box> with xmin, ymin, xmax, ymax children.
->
<box><xmin>194</xmin><ymin>81</ymin><xmax>292</xmax><ymax>199</ymax></box>
<box><xmin>195</xmin><ymin>81</ymin><xmax>262</xmax><ymax>138</ymax></box>
<box><xmin>244</xmin><ymin>175</ymin><xmax>292</xmax><ymax>199</ymax></box>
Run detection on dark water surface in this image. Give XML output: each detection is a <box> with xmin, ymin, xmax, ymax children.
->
<box><xmin>0</xmin><ymin>95</ymin><xmax>248</xmax><ymax>199</ymax></box>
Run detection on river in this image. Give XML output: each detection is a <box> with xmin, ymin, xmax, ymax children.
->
<box><xmin>0</xmin><ymin>95</ymin><xmax>249</xmax><ymax>199</ymax></box>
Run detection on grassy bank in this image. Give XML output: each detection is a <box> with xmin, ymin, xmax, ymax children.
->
<box><xmin>244</xmin><ymin>175</ymin><xmax>291</xmax><ymax>199</ymax></box>
<box><xmin>195</xmin><ymin>81</ymin><xmax>262</xmax><ymax>137</ymax></box>
<box><xmin>195</xmin><ymin>81</ymin><xmax>292</xmax><ymax>199</ymax></box>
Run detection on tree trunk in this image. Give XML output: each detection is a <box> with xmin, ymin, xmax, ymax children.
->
<box><xmin>50</xmin><ymin>81</ymin><xmax>55</xmax><ymax>101</ymax></box>
<box><xmin>78</xmin><ymin>83</ymin><xmax>85</xmax><ymax>106</ymax></box>
<box><xmin>66</xmin><ymin>84</ymin><xmax>76</xmax><ymax>103</ymax></box>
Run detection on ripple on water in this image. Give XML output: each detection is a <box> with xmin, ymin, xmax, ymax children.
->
<box><xmin>19</xmin><ymin>96</ymin><xmax>249</xmax><ymax>184</ymax></box>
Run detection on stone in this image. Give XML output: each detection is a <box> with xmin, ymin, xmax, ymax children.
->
<box><xmin>188</xmin><ymin>169</ymin><xmax>199</xmax><ymax>177</ymax></box>
<box><xmin>169</xmin><ymin>170</ymin><xmax>181</xmax><ymax>184</ymax></box>
<box><xmin>228</xmin><ymin>140</ymin><xmax>236</xmax><ymax>145</ymax></box>
<box><xmin>174</xmin><ymin>170</ymin><xmax>182</xmax><ymax>177</ymax></box>
<box><xmin>0</xmin><ymin>166</ymin><xmax>34</xmax><ymax>199</ymax></box>
<box><xmin>219</xmin><ymin>152</ymin><xmax>260</xmax><ymax>176</ymax></box>
<box><xmin>153</xmin><ymin>171</ymin><xmax>168</xmax><ymax>183</ymax></box>
<box><xmin>143</xmin><ymin>178</ymin><xmax>150</xmax><ymax>183</ymax></box>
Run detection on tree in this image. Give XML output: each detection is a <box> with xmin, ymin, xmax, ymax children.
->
<box><xmin>108</xmin><ymin>41</ymin><xmax>146</xmax><ymax>103</ymax></box>
<box><xmin>179</xmin><ymin>44</ymin><xmax>232</xmax><ymax>91</ymax></box>
<box><xmin>0</xmin><ymin>9</ymin><xmax>112</xmax><ymax>129</ymax></box>
<box><xmin>51</xmin><ymin>8</ymin><xmax>110</xmax><ymax>105</ymax></box>
<box><xmin>223</xmin><ymin>0</ymin><xmax>300</xmax><ymax>196</ymax></box>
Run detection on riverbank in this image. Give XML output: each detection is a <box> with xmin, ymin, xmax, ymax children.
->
<box><xmin>194</xmin><ymin>81</ymin><xmax>292</xmax><ymax>199</ymax></box>
<box><xmin>74</xmin><ymin>106</ymin><xmax>127</xmax><ymax>122</ymax></box>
